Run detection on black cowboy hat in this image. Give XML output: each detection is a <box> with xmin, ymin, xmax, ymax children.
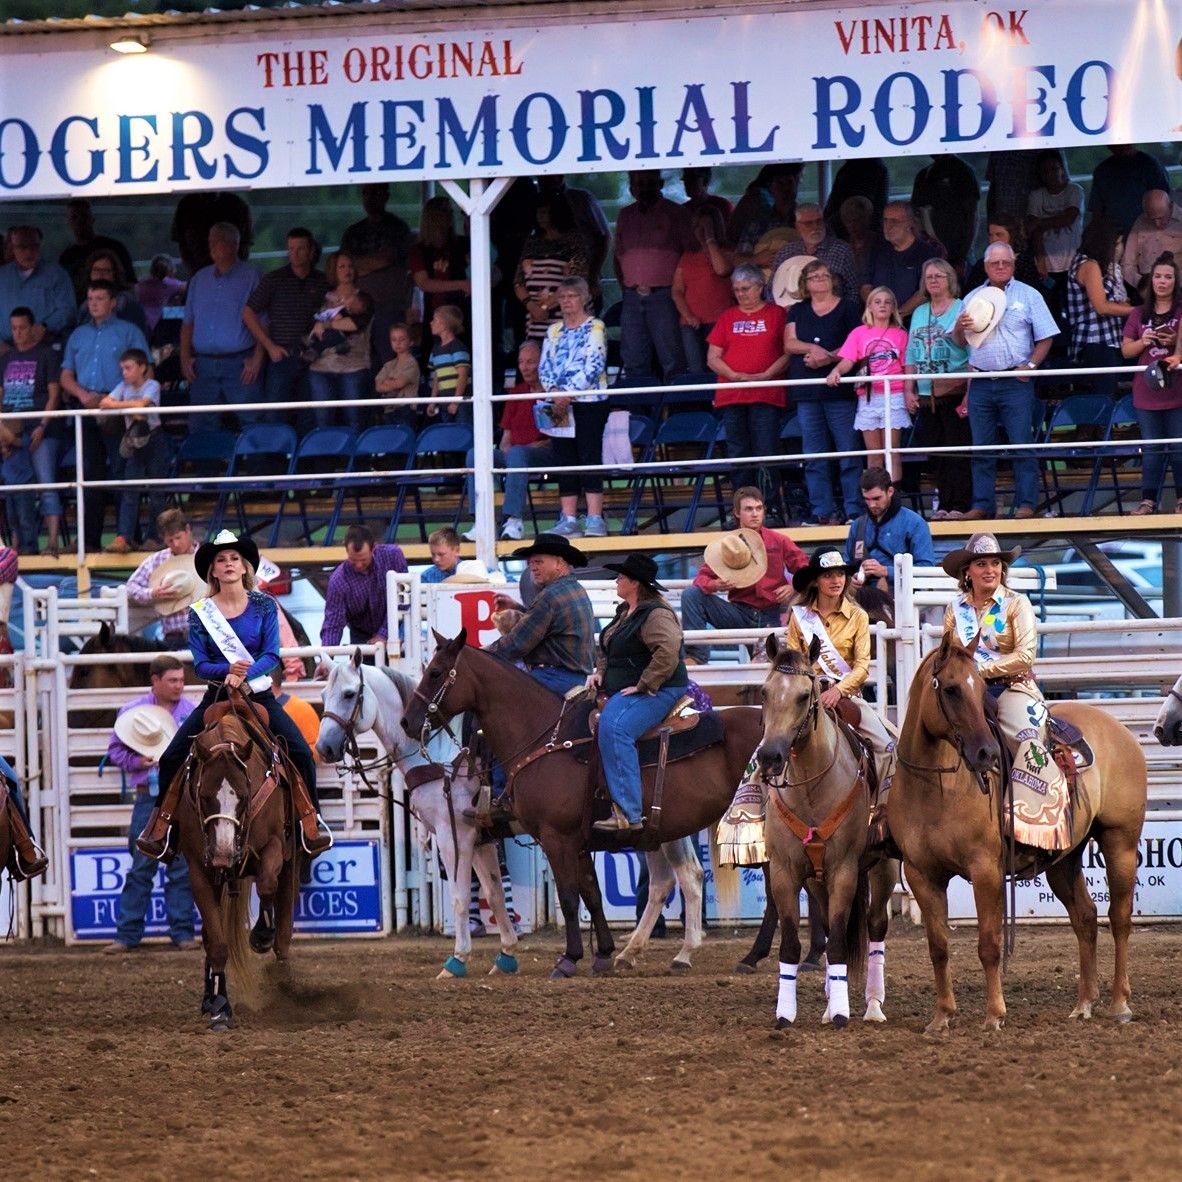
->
<box><xmin>791</xmin><ymin>546</ymin><xmax>859</xmax><ymax>594</ymax></box>
<box><xmin>194</xmin><ymin>529</ymin><xmax>261</xmax><ymax>582</ymax></box>
<box><xmin>603</xmin><ymin>552</ymin><xmax>666</xmax><ymax>592</ymax></box>
<box><xmin>512</xmin><ymin>532</ymin><xmax>588</xmax><ymax>567</ymax></box>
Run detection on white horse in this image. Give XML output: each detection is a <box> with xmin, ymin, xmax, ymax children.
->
<box><xmin>316</xmin><ymin>651</ymin><xmax>519</xmax><ymax>978</ymax></box>
<box><xmin>1154</xmin><ymin>672</ymin><xmax>1182</xmax><ymax>746</ymax></box>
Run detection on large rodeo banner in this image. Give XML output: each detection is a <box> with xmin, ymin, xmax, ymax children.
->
<box><xmin>0</xmin><ymin>0</ymin><xmax>1177</xmax><ymax>196</ymax></box>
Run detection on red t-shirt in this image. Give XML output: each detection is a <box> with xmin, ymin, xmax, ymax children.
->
<box><xmin>500</xmin><ymin>381</ymin><xmax>545</xmax><ymax>446</ymax></box>
<box><xmin>678</xmin><ymin>251</ymin><xmax>735</xmax><ymax>327</ymax></box>
<box><xmin>707</xmin><ymin>303</ymin><xmax>788</xmax><ymax>407</ymax></box>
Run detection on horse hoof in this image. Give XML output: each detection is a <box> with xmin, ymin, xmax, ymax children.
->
<box><xmin>1111</xmin><ymin>1008</ymin><xmax>1134</xmax><ymax>1024</ymax></box>
<box><xmin>821</xmin><ymin>1007</ymin><xmax>832</xmax><ymax>1026</ymax></box>
<box><xmin>670</xmin><ymin>959</ymin><xmax>692</xmax><ymax>973</ymax></box>
<box><xmin>249</xmin><ymin>931</ymin><xmax>275</xmax><ymax>955</ymax></box>
<box><xmin>614</xmin><ymin>956</ymin><xmax>636</xmax><ymax>972</ymax></box>
<box><xmin>549</xmin><ymin>956</ymin><xmax>578</xmax><ymax>981</ymax></box>
<box><xmin>923</xmin><ymin>1018</ymin><xmax>951</xmax><ymax>1038</ymax></box>
<box><xmin>490</xmin><ymin>952</ymin><xmax>518</xmax><ymax>975</ymax></box>
<box><xmin>863</xmin><ymin>1000</ymin><xmax>887</xmax><ymax>1023</ymax></box>
<box><xmin>831</xmin><ymin>1013</ymin><xmax>849</xmax><ymax>1030</ymax></box>
<box><xmin>1068</xmin><ymin>1002</ymin><xmax>1093</xmax><ymax>1021</ymax></box>
<box><xmin>983</xmin><ymin>1016</ymin><xmax>1005</xmax><ymax>1032</ymax></box>
<box><xmin>735</xmin><ymin>961</ymin><xmax>757</xmax><ymax>975</ymax></box>
<box><xmin>591</xmin><ymin>955</ymin><xmax>614</xmax><ymax>978</ymax></box>
<box><xmin>437</xmin><ymin>956</ymin><xmax>467</xmax><ymax>979</ymax></box>
<box><xmin>774</xmin><ymin>1017</ymin><xmax>793</xmax><ymax>1030</ymax></box>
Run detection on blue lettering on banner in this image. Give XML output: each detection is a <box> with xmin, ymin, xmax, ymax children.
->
<box><xmin>69</xmin><ymin>840</ymin><xmax>384</xmax><ymax>940</ymax></box>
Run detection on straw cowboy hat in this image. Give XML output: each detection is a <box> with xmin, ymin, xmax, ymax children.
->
<box><xmin>114</xmin><ymin>704</ymin><xmax>179</xmax><ymax>761</ymax></box>
<box><xmin>962</xmin><ymin>287</ymin><xmax>1008</xmax><ymax>349</ymax></box>
<box><xmin>941</xmin><ymin>532</ymin><xmax>1022</xmax><ymax>579</ymax></box>
<box><xmin>443</xmin><ymin>558</ymin><xmax>507</xmax><ymax>585</ymax></box>
<box><xmin>194</xmin><ymin>529</ymin><xmax>260</xmax><ymax>582</ymax></box>
<box><xmin>771</xmin><ymin>254</ymin><xmax>818</xmax><ymax>308</ymax></box>
<box><xmin>791</xmin><ymin>546</ymin><xmax>859</xmax><ymax>594</ymax></box>
<box><xmin>511</xmin><ymin>533</ymin><xmax>588</xmax><ymax>568</ymax></box>
<box><xmin>703</xmin><ymin>528</ymin><xmax>768</xmax><ymax>589</ymax></box>
<box><xmin>147</xmin><ymin>554</ymin><xmax>202</xmax><ymax>615</ymax></box>
<box><xmin>603</xmin><ymin>553</ymin><xmax>666</xmax><ymax>592</ymax></box>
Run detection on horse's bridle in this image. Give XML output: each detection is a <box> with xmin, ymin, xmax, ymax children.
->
<box><xmin>762</xmin><ymin>662</ymin><xmax>841</xmax><ymax>790</ymax></box>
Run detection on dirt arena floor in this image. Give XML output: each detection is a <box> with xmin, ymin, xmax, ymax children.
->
<box><xmin>1</xmin><ymin>922</ymin><xmax>1179</xmax><ymax>1181</ymax></box>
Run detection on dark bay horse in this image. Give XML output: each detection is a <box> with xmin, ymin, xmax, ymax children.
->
<box><xmin>754</xmin><ymin>635</ymin><xmax>897</xmax><ymax>1028</ymax></box>
<box><xmin>891</xmin><ymin>634</ymin><xmax>1148</xmax><ymax>1033</ymax></box>
<box><xmin>175</xmin><ymin>693</ymin><xmax>300</xmax><ymax>1031</ymax></box>
<box><xmin>401</xmin><ymin>630</ymin><xmax>763</xmax><ymax>979</ymax></box>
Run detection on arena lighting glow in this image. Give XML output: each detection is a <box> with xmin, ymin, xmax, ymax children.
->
<box><xmin>109</xmin><ymin>33</ymin><xmax>150</xmax><ymax>55</ymax></box>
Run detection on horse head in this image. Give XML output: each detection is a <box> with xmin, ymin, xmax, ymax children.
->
<box><xmin>317</xmin><ymin>648</ymin><xmax>379</xmax><ymax>763</ymax></box>
<box><xmin>1153</xmin><ymin>677</ymin><xmax>1182</xmax><ymax>747</ymax></box>
<box><xmin>401</xmin><ymin>629</ymin><xmax>471</xmax><ymax>741</ymax></box>
<box><xmin>191</xmin><ymin>714</ymin><xmax>260</xmax><ymax>870</ymax></box>
<box><xmin>757</xmin><ymin>633</ymin><xmax>822</xmax><ymax>780</ymax></box>
<box><xmin>923</xmin><ymin>631</ymin><xmax>1000</xmax><ymax>786</ymax></box>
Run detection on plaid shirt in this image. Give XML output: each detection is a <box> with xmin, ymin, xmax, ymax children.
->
<box><xmin>126</xmin><ymin>545</ymin><xmax>198</xmax><ymax>636</ymax></box>
<box><xmin>490</xmin><ymin>573</ymin><xmax>596</xmax><ymax>675</ymax></box>
<box><xmin>320</xmin><ymin>544</ymin><xmax>408</xmax><ymax>645</ymax></box>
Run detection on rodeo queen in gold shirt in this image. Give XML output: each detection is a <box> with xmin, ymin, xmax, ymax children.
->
<box><xmin>941</xmin><ymin>532</ymin><xmax>1070</xmax><ymax>849</ymax></box>
<box><xmin>716</xmin><ymin>546</ymin><xmax>898</xmax><ymax>866</ymax></box>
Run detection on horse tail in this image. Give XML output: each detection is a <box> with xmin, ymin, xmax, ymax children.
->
<box><xmin>845</xmin><ymin>865</ymin><xmax>869</xmax><ymax>989</ymax></box>
<box><xmin>708</xmin><ymin>823</ymin><xmax>742</xmax><ymax>922</ymax></box>
<box><xmin>221</xmin><ymin>884</ymin><xmax>262</xmax><ymax>1007</ymax></box>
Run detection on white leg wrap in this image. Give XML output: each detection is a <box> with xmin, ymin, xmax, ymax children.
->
<box><xmin>827</xmin><ymin>963</ymin><xmax>850</xmax><ymax>1021</ymax></box>
<box><xmin>866</xmin><ymin>941</ymin><xmax>886</xmax><ymax>1004</ymax></box>
<box><xmin>776</xmin><ymin>962</ymin><xmax>798</xmax><ymax>1024</ymax></box>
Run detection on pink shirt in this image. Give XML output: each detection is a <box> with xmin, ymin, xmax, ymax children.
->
<box><xmin>837</xmin><ymin>324</ymin><xmax>909</xmax><ymax>396</ymax></box>
<box><xmin>615</xmin><ymin>197</ymin><xmax>686</xmax><ymax>288</ymax></box>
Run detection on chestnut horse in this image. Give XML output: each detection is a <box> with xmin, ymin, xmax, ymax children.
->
<box><xmin>890</xmin><ymin>634</ymin><xmax>1147</xmax><ymax>1033</ymax></box>
<box><xmin>175</xmin><ymin>692</ymin><xmax>300</xmax><ymax>1031</ymax></box>
<box><xmin>401</xmin><ymin>630</ymin><xmax>763</xmax><ymax>979</ymax></box>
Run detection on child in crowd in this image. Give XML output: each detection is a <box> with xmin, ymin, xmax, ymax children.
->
<box><xmin>421</xmin><ymin>526</ymin><xmax>462</xmax><ymax>584</ymax></box>
<box><xmin>426</xmin><ymin>305</ymin><xmax>471</xmax><ymax>423</ymax></box>
<box><xmin>302</xmin><ymin>288</ymin><xmax>374</xmax><ymax>361</ymax></box>
<box><xmin>102</xmin><ymin>348</ymin><xmax>167</xmax><ymax>554</ymax></box>
<box><xmin>374</xmin><ymin>323</ymin><xmax>422</xmax><ymax>429</ymax></box>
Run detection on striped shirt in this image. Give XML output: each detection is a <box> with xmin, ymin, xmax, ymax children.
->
<box><xmin>246</xmin><ymin>264</ymin><xmax>329</xmax><ymax>351</ymax></box>
<box><xmin>430</xmin><ymin>342</ymin><xmax>471</xmax><ymax>399</ymax></box>
<box><xmin>489</xmin><ymin>572</ymin><xmax>596</xmax><ymax>675</ymax></box>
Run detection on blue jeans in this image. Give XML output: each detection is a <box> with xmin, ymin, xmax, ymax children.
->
<box><xmin>968</xmin><ymin>376</ymin><xmax>1039</xmax><ymax>513</ymax></box>
<box><xmin>719</xmin><ymin>402</ymin><xmax>783</xmax><ymax>500</ymax></box>
<box><xmin>620</xmin><ymin>287</ymin><xmax>685</xmax><ymax>383</ymax></box>
<box><xmin>263</xmin><ymin>353</ymin><xmax>309</xmax><ymax>424</ymax></box>
<box><xmin>679</xmin><ymin>585</ymin><xmax>783</xmax><ymax>664</ymax></box>
<box><xmin>796</xmin><ymin>398</ymin><xmax>862</xmax><ymax>519</ymax></box>
<box><xmin>190</xmin><ymin>350</ymin><xmax>261</xmax><ymax>426</ymax></box>
<box><xmin>308</xmin><ymin>367</ymin><xmax>370</xmax><ymax>431</ymax></box>
<box><xmin>599</xmin><ymin>685</ymin><xmax>685</xmax><ymax>823</ymax></box>
<box><xmin>528</xmin><ymin>665</ymin><xmax>586</xmax><ymax>696</ymax></box>
<box><xmin>31</xmin><ymin>435</ymin><xmax>62</xmax><ymax>517</ymax></box>
<box><xmin>1</xmin><ymin>445</ymin><xmax>37</xmax><ymax>550</ymax></box>
<box><xmin>116</xmin><ymin>792</ymin><xmax>195</xmax><ymax>946</ymax></box>
<box><xmin>465</xmin><ymin>440</ymin><xmax>554</xmax><ymax>521</ymax></box>
<box><xmin>117</xmin><ymin>429</ymin><xmax>169</xmax><ymax>541</ymax></box>
<box><xmin>1135</xmin><ymin>405</ymin><xmax>1182</xmax><ymax>502</ymax></box>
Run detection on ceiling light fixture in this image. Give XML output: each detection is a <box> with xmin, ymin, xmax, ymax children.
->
<box><xmin>110</xmin><ymin>33</ymin><xmax>150</xmax><ymax>55</ymax></box>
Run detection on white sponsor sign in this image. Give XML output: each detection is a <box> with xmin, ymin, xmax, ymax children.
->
<box><xmin>426</xmin><ymin>587</ymin><xmax>501</xmax><ymax>652</ymax></box>
<box><xmin>0</xmin><ymin>1</ymin><xmax>1172</xmax><ymax>196</ymax></box>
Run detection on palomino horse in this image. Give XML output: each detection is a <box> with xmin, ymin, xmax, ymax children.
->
<box><xmin>402</xmin><ymin>631</ymin><xmax>763</xmax><ymax>979</ymax></box>
<box><xmin>755</xmin><ymin>635</ymin><xmax>897</xmax><ymax>1028</ymax></box>
<box><xmin>891</xmin><ymin>634</ymin><xmax>1148</xmax><ymax>1033</ymax></box>
<box><xmin>176</xmin><ymin>691</ymin><xmax>301</xmax><ymax>1031</ymax></box>
<box><xmin>316</xmin><ymin>652</ymin><xmax>520</xmax><ymax>979</ymax></box>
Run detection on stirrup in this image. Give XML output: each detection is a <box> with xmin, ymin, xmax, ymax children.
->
<box><xmin>10</xmin><ymin>840</ymin><xmax>48</xmax><ymax>881</ymax></box>
<box><xmin>300</xmin><ymin>814</ymin><xmax>334</xmax><ymax>856</ymax></box>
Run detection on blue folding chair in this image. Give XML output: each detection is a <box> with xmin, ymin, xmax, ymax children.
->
<box><xmin>388</xmin><ymin>423</ymin><xmax>474</xmax><ymax>542</ymax></box>
<box><xmin>268</xmin><ymin>427</ymin><xmax>358</xmax><ymax>546</ymax></box>
<box><xmin>214</xmin><ymin>424</ymin><xmax>297</xmax><ymax>538</ymax></box>
<box><xmin>621</xmin><ymin>411</ymin><xmax>725</xmax><ymax>534</ymax></box>
<box><xmin>329</xmin><ymin>424</ymin><xmax>416</xmax><ymax>544</ymax></box>
<box><xmin>1038</xmin><ymin>395</ymin><xmax>1113</xmax><ymax>516</ymax></box>
<box><xmin>170</xmin><ymin>429</ymin><xmax>236</xmax><ymax>527</ymax></box>
<box><xmin>1101</xmin><ymin>394</ymin><xmax>1154</xmax><ymax>514</ymax></box>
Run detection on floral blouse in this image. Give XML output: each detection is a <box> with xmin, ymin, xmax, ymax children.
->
<box><xmin>538</xmin><ymin>317</ymin><xmax>608</xmax><ymax>403</ymax></box>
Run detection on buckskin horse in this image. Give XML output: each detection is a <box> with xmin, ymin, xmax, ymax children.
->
<box><xmin>750</xmin><ymin>635</ymin><xmax>898</xmax><ymax>1028</ymax></box>
<box><xmin>401</xmin><ymin>631</ymin><xmax>763</xmax><ymax>979</ymax></box>
<box><xmin>890</xmin><ymin>633</ymin><xmax>1147</xmax><ymax>1033</ymax></box>
<box><xmin>173</xmin><ymin>690</ymin><xmax>303</xmax><ymax>1031</ymax></box>
<box><xmin>317</xmin><ymin>651</ymin><xmax>521</xmax><ymax>979</ymax></box>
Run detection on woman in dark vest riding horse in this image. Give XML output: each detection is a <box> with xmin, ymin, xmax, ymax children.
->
<box><xmin>137</xmin><ymin>531</ymin><xmax>331</xmax><ymax>859</ymax></box>
<box><xmin>586</xmin><ymin>553</ymin><xmax>688</xmax><ymax>833</ymax></box>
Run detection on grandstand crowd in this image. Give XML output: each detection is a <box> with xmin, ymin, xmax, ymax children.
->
<box><xmin>2</xmin><ymin>144</ymin><xmax>1182</xmax><ymax>554</ymax></box>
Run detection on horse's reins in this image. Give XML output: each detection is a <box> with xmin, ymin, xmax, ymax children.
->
<box><xmin>763</xmin><ymin>662</ymin><xmax>834</xmax><ymax>790</ymax></box>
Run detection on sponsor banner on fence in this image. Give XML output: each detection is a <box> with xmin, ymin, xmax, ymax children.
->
<box><xmin>426</xmin><ymin>588</ymin><xmax>500</xmax><ymax>652</ymax></box>
<box><xmin>69</xmin><ymin>838</ymin><xmax>386</xmax><ymax>941</ymax></box>
<box><xmin>0</xmin><ymin>1</ymin><xmax>1175</xmax><ymax>196</ymax></box>
<box><xmin>942</xmin><ymin>818</ymin><xmax>1182</xmax><ymax>920</ymax></box>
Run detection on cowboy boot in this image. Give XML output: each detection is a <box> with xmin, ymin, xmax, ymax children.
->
<box><xmin>6</xmin><ymin>797</ymin><xmax>48</xmax><ymax>880</ymax></box>
<box><xmin>289</xmin><ymin>772</ymin><xmax>333</xmax><ymax>856</ymax></box>
<box><xmin>136</xmin><ymin>773</ymin><xmax>185</xmax><ymax>862</ymax></box>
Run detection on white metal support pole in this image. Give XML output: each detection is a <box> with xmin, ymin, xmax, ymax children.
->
<box><xmin>440</xmin><ymin>177</ymin><xmax>514</xmax><ymax>571</ymax></box>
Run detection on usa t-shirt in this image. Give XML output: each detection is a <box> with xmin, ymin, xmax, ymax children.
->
<box><xmin>707</xmin><ymin>302</ymin><xmax>788</xmax><ymax>407</ymax></box>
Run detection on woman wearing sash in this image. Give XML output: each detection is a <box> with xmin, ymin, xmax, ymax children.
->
<box><xmin>941</xmin><ymin>532</ymin><xmax>1069</xmax><ymax>848</ymax></box>
<box><xmin>718</xmin><ymin>547</ymin><xmax>896</xmax><ymax>865</ymax></box>
<box><xmin>137</xmin><ymin>531</ymin><xmax>332</xmax><ymax>860</ymax></box>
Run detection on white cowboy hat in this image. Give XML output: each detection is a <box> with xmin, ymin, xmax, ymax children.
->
<box><xmin>442</xmin><ymin>558</ymin><xmax>507</xmax><ymax>585</ymax></box>
<box><xmin>963</xmin><ymin>287</ymin><xmax>1008</xmax><ymax>349</ymax></box>
<box><xmin>771</xmin><ymin>254</ymin><xmax>818</xmax><ymax>308</ymax></box>
<box><xmin>702</xmin><ymin>528</ymin><xmax>768</xmax><ymax>590</ymax></box>
<box><xmin>147</xmin><ymin>554</ymin><xmax>202</xmax><ymax>616</ymax></box>
<box><xmin>114</xmin><ymin>704</ymin><xmax>179</xmax><ymax>761</ymax></box>
<box><xmin>941</xmin><ymin>532</ymin><xmax>1022</xmax><ymax>579</ymax></box>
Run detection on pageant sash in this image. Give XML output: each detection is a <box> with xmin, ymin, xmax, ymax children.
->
<box><xmin>952</xmin><ymin>594</ymin><xmax>1004</xmax><ymax>669</ymax></box>
<box><xmin>191</xmin><ymin>597</ymin><xmax>271</xmax><ymax>693</ymax></box>
<box><xmin>792</xmin><ymin>605</ymin><xmax>853</xmax><ymax>681</ymax></box>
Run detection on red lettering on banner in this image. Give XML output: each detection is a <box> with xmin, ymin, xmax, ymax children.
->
<box><xmin>255</xmin><ymin>48</ymin><xmax>329</xmax><ymax>88</ymax></box>
<box><xmin>454</xmin><ymin>592</ymin><xmax>497</xmax><ymax>647</ymax></box>
<box><xmin>834</xmin><ymin>13</ymin><xmax>963</xmax><ymax>56</ymax></box>
<box><xmin>346</xmin><ymin>38</ymin><xmax>523</xmax><ymax>84</ymax></box>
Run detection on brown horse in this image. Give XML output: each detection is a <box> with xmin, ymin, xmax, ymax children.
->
<box><xmin>757</xmin><ymin>635</ymin><xmax>898</xmax><ymax>1028</ymax></box>
<box><xmin>175</xmin><ymin>693</ymin><xmax>300</xmax><ymax>1031</ymax></box>
<box><xmin>401</xmin><ymin>630</ymin><xmax>763</xmax><ymax>979</ymax></box>
<box><xmin>890</xmin><ymin>634</ymin><xmax>1148</xmax><ymax>1033</ymax></box>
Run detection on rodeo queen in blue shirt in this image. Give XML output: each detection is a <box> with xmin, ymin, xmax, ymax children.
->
<box><xmin>136</xmin><ymin>530</ymin><xmax>332</xmax><ymax>860</ymax></box>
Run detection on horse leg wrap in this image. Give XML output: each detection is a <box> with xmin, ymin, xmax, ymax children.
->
<box><xmin>826</xmin><ymin>964</ymin><xmax>850</xmax><ymax>1025</ymax></box>
<box><xmin>492</xmin><ymin>951</ymin><xmax>519</xmax><ymax>974</ymax></box>
<box><xmin>440</xmin><ymin>955</ymin><xmax>467</xmax><ymax>978</ymax></box>
<box><xmin>776</xmin><ymin>963</ymin><xmax>798</xmax><ymax>1025</ymax></box>
<box><xmin>866</xmin><ymin>942</ymin><xmax>886</xmax><ymax>1004</ymax></box>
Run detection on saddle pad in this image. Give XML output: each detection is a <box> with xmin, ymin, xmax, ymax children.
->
<box><xmin>569</xmin><ymin>703</ymin><xmax>725</xmax><ymax>768</ymax></box>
